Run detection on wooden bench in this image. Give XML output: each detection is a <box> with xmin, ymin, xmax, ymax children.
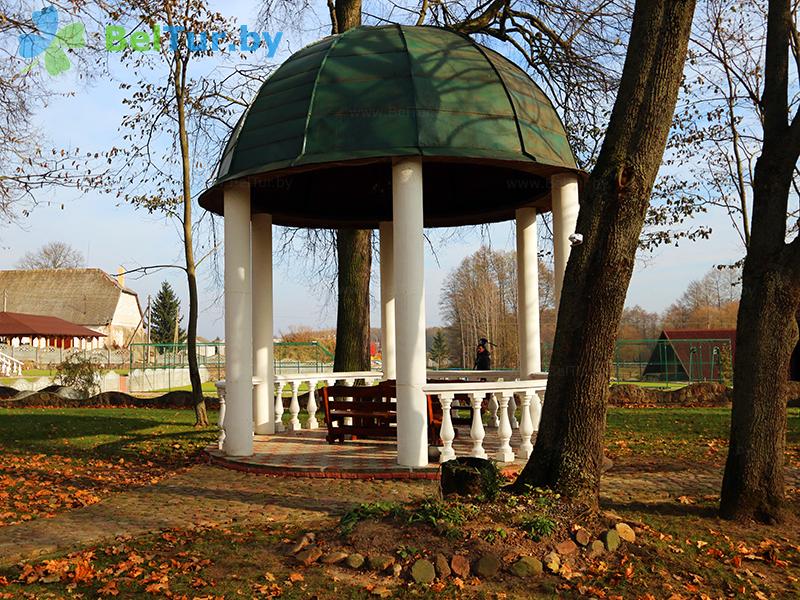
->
<box><xmin>320</xmin><ymin>382</ymin><xmax>440</xmax><ymax>444</ymax></box>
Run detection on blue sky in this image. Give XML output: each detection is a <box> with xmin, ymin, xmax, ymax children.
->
<box><xmin>0</xmin><ymin>1</ymin><xmax>746</xmax><ymax>339</ymax></box>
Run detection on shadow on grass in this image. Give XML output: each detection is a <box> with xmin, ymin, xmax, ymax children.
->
<box><xmin>602</xmin><ymin>499</ymin><xmax>719</xmax><ymax>519</ymax></box>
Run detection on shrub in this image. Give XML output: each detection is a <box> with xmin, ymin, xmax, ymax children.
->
<box><xmin>55</xmin><ymin>354</ymin><xmax>103</xmax><ymax>398</ymax></box>
<box><xmin>519</xmin><ymin>514</ymin><xmax>557</xmax><ymax>541</ymax></box>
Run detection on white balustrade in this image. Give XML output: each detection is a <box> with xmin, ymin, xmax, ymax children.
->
<box><xmin>272</xmin><ymin>371</ymin><xmax>378</xmax><ymax>433</ymax></box>
<box><xmin>214</xmin><ymin>370</ymin><xmax>548</xmax><ymax>467</ymax></box>
<box><xmin>495</xmin><ymin>391</ymin><xmax>514</xmax><ymax>462</ymax></box>
<box><xmin>517</xmin><ymin>391</ymin><xmax>535</xmax><ymax>459</ymax></box>
<box><xmin>274</xmin><ymin>381</ymin><xmax>286</xmax><ymax>433</ymax></box>
<box><xmin>469</xmin><ymin>392</ymin><xmax>488</xmax><ymax>459</ymax></box>
<box><xmin>427</xmin><ymin>369</ymin><xmax>519</xmax><ymax>382</ymax></box>
<box><xmin>531</xmin><ymin>390</ymin><xmax>544</xmax><ymax>432</ymax></box>
<box><xmin>307</xmin><ymin>384</ymin><xmax>319</xmax><ymax>429</ymax></box>
<box><xmin>424</xmin><ymin>377</ymin><xmax>547</xmax><ymax>464</ymax></box>
<box><xmin>438</xmin><ymin>392</ymin><xmax>456</xmax><ymax>463</ymax></box>
<box><xmin>288</xmin><ymin>380</ymin><xmax>302</xmax><ymax>431</ymax></box>
<box><xmin>215</xmin><ymin>381</ymin><xmax>227</xmax><ymax>450</ymax></box>
<box><xmin>0</xmin><ymin>351</ymin><xmax>22</xmax><ymax>377</ymax></box>
<box><xmin>508</xmin><ymin>394</ymin><xmax>519</xmax><ymax>429</ymax></box>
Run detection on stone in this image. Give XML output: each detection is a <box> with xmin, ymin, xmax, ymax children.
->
<box><xmin>440</xmin><ymin>456</ymin><xmax>501</xmax><ymax>500</ymax></box>
<box><xmin>411</xmin><ymin>559</ymin><xmax>436</xmax><ymax>584</ymax></box>
<box><xmin>451</xmin><ymin>554</ymin><xmax>470</xmax><ymax>578</ymax></box>
<box><xmin>345</xmin><ymin>553</ymin><xmax>365</xmax><ymax>569</ymax></box>
<box><xmin>295</xmin><ymin>547</ymin><xmax>322</xmax><ymax>566</ymax></box>
<box><xmin>290</xmin><ymin>532</ymin><xmax>315</xmax><ymax>554</ymax></box>
<box><xmin>615</xmin><ymin>522</ymin><xmax>636</xmax><ymax>543</ymax></box>
<box><xmin>555</xmin><ymin>539</ymin><xmax>578</xmax><ymax>556</ymax></box>
<box><xmin>392</xmin><ymin>563</ymin><xmax>402</xmax><ymax>578</ymax></box>
<box><xmin>474</xmin><ymin>554</ymin><xmax>501</xmax><ymax>578</ymax></box>
<box><xmin>321</xmin><ymin>551</ymin><xmax>349</xmax><ymax>565</ymax></box>
<box><xmin>589</xmin><ymin>540</ymin><xmax>605</xmax><ymax>558</ymax></box>
<box><xmin>601</xmin><ymin>530</ymin><xmax>620</xmax><ymax>552</ymax></box>
<box><xmin>544</xmin><ymin>551</ymin><xmax>560</xmax><ymax>574</ymax></box>
<box><xmin>574</xmin><ymin>529</ymin><xmax>591</xmax><ymax>547</ymax></box>
<box><xmin>511</xmin><ymin>556</ymin><xmax>543</xmax><ymax>578</ymax></box>
<box><xmin>434</xmin><ymin>553</ymin><xmax>451</xmax><ymax>579</ymax></box>
<box><xmin>367</xmin><ymin>553</ymin><xmax>396</xmax><ymax>572</ymax></box>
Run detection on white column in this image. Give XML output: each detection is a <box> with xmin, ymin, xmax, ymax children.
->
<box><xmin>516</xmin><ymin>207</ymin><xmax>542</xmax><ymax>377</ymax></box>
<box><xmin>252</xmin><ymin>213</ymin><xmax>274</xmax><ymax>435</ymax></box>
<box><xmin>551</xmin><ymin>173</ymin><xmax>580</xmax><ymax>307</ymax></box>
<box><xmin>393</xmin><ymin>157</ymin><xmax>428</xmax><ymax>468</ymax></box>
<box><xmin>379</xmin><ymin>221</ymin><xmax>396</xmax><ymax>380</ymax></box>
<box><xmin>223</xmin><ymin>182</ymin><xmax>253</xmax><ymax>457</ymax></box>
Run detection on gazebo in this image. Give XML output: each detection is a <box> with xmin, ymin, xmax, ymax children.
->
<box><xmin>199</xmin><ymin>25</ymin><xmax>582</xmax><ymax>468</ymax></box>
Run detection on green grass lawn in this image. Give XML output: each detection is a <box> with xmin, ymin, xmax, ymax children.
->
<box><xmin>150</xmin><ymin>380</ymin><xmax>221</xmax><ymax>395</ymax></box>
<box><xmin>0</xmin><ymin>407</ymin><xmax>219</xmax><ymax>460</ymax></box>
<box><xmin>0</xmin><ymin>405</ymin><xmax>798</xmax><ymax>599</ymax></box>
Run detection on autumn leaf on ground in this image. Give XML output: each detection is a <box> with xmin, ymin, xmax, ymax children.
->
<box><xmin>97</xmin><ymin>579</ymin><xmax>120</xmax><ymax>596</ymax></box>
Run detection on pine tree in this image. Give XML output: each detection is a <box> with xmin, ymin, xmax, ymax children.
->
<box><xmin>150</xmin><ymin>281</ymin><xmax>186</xmax><ymax>346</ymax></box>
<box><xmin>429</xmin><ymin>329</ymin><xmax>449</xmax><ymax>369</ymax></box>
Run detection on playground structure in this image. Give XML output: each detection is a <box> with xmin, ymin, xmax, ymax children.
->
<box><xmin>615</xmin><ymin>337</ymin><xmax>734</xmax><ymax>385</ymax></box>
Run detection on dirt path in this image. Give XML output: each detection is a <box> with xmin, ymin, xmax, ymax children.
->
<box><xmin>1</xmin><ymin>462</ymin><xmax>797</xmax><ymax>566</ymax></box>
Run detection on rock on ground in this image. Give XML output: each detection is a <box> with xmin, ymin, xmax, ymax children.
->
<box><xmin>434</xmin><ymin>553</ymin><xmax>451</xmax><ymax>579</ymax></box>
<box><xmin>615</xmin><ymin>522</ymin><xmax>636</xmax><ymax>543</ymax></box>
<box><xmin>474</xmin><ymin>554</ymin><xmax>501</xmax><ymax>578</ymax></box>
<box><xmin>451</xmin><ymin>554</ymin><xmax>470</xmax><ymax>578</ymax></box>
<box><xmin>411</xmin><ymin>559</ymin><xmax>436</xmax><ymax>584</ymax></box>
<box><xmin>345</xmin><ymin>553</ymin><xmax>365</xmax><ymax>569</ymax></box>
<box><xmin>511</xmin><ymin>556</ymin><xmax>543</xmax><ymax>577</ymax></box>
<box><xmin>601</xmin><ymin>529</ymin><xmax>620</xmax><ymax>552</ymax></box>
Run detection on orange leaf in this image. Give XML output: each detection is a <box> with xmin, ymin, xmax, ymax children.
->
<box><xmin>98</xmin><ymin>580</ymin><xmax>120</xmax><ymax>596</ymax></box>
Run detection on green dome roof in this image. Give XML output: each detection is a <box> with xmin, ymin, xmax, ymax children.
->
<box><xmin>199</xmin><ymin>25</ymin><xmax>579</xmax><ymax>227</ymax></box>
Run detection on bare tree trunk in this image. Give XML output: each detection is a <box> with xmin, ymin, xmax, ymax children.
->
<box><xmin>333</xmin><ymin>229</ymin><xmax>372</xmax><ymax>372</ymax></box>
<box><xmin>513</xmin><ymin>0</ymin><xmax>696</xmax><ymax>507</ymax></box>
<box><xmin>720</xmin><ymin>0</ymin><xmax>800</xmax><ymax>523</ymax></box>
<box><xmin>174</xmin><ymin>52</ymin><xmax>207</xmax><ymax>426</ymax></box>
<box><xmin>331</xmin><ymin>0</ymin><xmax>371</xmax><ymax>374</ymax></box>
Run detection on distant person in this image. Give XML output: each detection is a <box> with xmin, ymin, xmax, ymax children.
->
<box><xmin>474</xmin><ymin>338</ymin><xmax>492</xmax><ymax>370</ymax></box>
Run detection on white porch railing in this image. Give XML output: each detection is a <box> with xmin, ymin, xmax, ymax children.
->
<box><xmin>273</xmin><ymin>371</ymin><xmax>379</xmax><ymax>432</ymax></box>
<box><xmin>427</xmin><ymin>369</ymin><xmax>523</xmax><ymax>382</ymax></box>
<box><xmin>0</xmin><ymin>351</ymin><xmax>23</xmax><ymax>378</ymax></box>
<box><xmin>423</xmin><ymin>379</ymin><xmax>547</xmax><ymax>464</ymax></box>
<box><xmin>214</xmin><ymin>371</ymin><xmax>380</xmax><ymax>448</ymax></box>
<box><xmin>214</xmin><ymin>371</ymin><xmax>548</xmax><ymax>464</ymax></box>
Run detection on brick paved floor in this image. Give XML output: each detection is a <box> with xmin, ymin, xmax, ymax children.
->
<box><xmin>207</xmin><ymin>427</ymin><xmax>531</xmax><ymax>477</ymax></box>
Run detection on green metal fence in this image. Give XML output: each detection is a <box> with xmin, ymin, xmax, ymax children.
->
<box><xmin>542</xmin><ymin>338</ymin><xmax>733</xmax><ymax>386</ymax></box>
<box><xmin>614</xmin><ymin>338</ymin><xmax>733</xmax><ymax>385</ymax></box>
<box><xmin>128</xmin><ymin>340</ymin><xmax>335</xmax><ymax>378</ymax></box>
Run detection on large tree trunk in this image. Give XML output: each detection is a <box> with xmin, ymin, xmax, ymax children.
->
<box><xmin>333</xmin><ymin>229</ymin><xmax>372</xmax><ymax>372</ymax></box>
<box><xmin>512</xmin><ymin>0</ymin><xmax>696</xmax><ymax>507</ymax></box>
<box><xmin>720</xmin><ymin>0</ymin><xmax>800</xmax><ymax>523</ymax></box>
<box><xmin>332</xmin><ymin>0</ymin><xmax>371</xmax><ymax>374</ymax></box>
<box><xmin>720</xmin><ymin>272</ymin><xmax>798</xmax><ymax>522</ymax></box>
